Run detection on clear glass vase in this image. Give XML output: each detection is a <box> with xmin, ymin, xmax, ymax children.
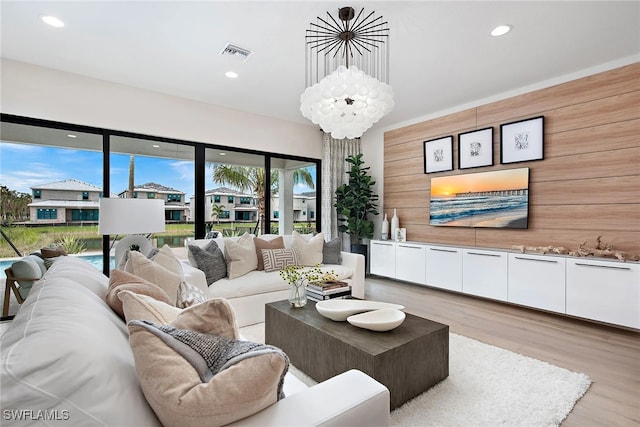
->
<box><xmin>288</xmin><ymin>283</ymin><xmax>307</xmax><ymax>308</ymax></box>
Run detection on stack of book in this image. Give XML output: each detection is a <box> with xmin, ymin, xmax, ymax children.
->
<box><xmin>306</xmin><ymin>281</ymin><xmax>351</xmax><ymax>302</ymax></box>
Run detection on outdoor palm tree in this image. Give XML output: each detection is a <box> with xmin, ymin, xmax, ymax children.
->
<box><xmin>212</xmin><ymin>164</ymin><xmax>315</xmax><ymax>234</ymax></box>
<box><xmin>211</xmin><ymin>203</ymin><xmax>224</xmax><ymax>224</ymax></box>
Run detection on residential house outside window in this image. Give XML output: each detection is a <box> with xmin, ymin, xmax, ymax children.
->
<box><xmin>235</xmin><ymin>211</ymin><xmax>251</xmax><ymax>221</ymax></box>
<box><xmin>1</xmin><ymin>116</ymin><xmax>319</xmax><ymax>277</ymax></box>
<box><xmin>71</xmin><ymin>209</ymin><xmax>99</xmax><ymax>221</ymax></box>
<box><xmin>37</xmin><ymin>208</ymin><xmax>57</xmax><ymax>220</ymax></box>
<box><xmin>166</xmin><ymin>211</ymin><xmax>181</xmax><ymax>221</ymax></box>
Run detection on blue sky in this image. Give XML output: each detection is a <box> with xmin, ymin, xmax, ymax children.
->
<box><xmin>0</xmin><ymin>142</ymin><xmax>315</xmax><ymax>197</ymax></box>
<box><xmin>0</xmin><ymin>142</ymin><xmax>195</xmax><ymax>197</ymax></box>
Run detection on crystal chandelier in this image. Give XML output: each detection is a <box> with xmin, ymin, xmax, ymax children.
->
<box><xmin>300</xmin><ymin>7</ymin><xmax>394</xmax><ymax>139</ymax></box>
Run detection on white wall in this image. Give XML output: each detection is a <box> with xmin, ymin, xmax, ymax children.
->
<box><xmin>0</xmin><ymin>59</ymin><xmax>322</xmax><ymax>158</ymax></box>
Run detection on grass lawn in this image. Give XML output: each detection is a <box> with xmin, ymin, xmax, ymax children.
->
<box><xmin>0</xmin><ymin>222</ymin><xmax>316</xmax><ymax>257</ymax></box>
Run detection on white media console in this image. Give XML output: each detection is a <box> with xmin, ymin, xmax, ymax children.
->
<box><xmin>370</xmin><ymin>239</ymin><xmax>640</xmax><ymax>329</ymax></box>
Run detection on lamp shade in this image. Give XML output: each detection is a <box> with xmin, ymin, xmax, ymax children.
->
<box><xmin>98</xmin><ymin>198</ymin><xmax>166</xmax><ymax>235</ymax></box>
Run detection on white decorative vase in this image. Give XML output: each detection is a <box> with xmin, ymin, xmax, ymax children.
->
<box><xmin>381</xmin><ymin>213</ymin><xmax>389</xmax><ymax>240</ymax></box>
<box><xmin>391</xmin><ymin>209</ymin><xmax>399</xmax><ymax>241</ymax></box>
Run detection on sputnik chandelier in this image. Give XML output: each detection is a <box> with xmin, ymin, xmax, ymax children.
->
<box><xmin>300</xmin><ymin>6</ymin><xmax>394</xmax><ymax>139</ymax></box>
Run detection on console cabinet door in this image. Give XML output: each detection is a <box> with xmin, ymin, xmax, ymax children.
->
<box><xmin>508</xmin><ymin>254</ymin><xmax>566</xmax><ymax>313</ymax></box>
<box><xmin>462</xmin><ymin>249</ymin><xmax>508</xmax><ymax>301</ymax></box>
<box><xmin>425</xmin><ymin>246</ymin><xmax>463</xmax><ymax>291</ymax></box>
<box><xmin>395</xmin><ymin>243</ymin><xmax>426</xmax><ymax>284</ymax></box>
<box><xmin>370</xmin><ymin>240</ymin><xmax>396</xmax><ymax>278</ymax></box>
<box><xmin>566</xmin><ymin>259</ymin><xmax>640</xmax><ymax>328</ymax></box>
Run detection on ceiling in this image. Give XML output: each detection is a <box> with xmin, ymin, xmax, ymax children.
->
<box><xmin>1</xmin><ymin>1</ymin><xmax>639</xmax><ymax>131</ymax></box>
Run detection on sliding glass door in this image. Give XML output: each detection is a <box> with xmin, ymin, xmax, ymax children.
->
<box><xmin>0</xmin><ymin>120</ymin><xmax>105</xmax><ymax>270</ymax></box>
<box><xmin>0</xmin><ymin>114</ymin><xmax>321</xmax><ymax>275</ymax></box>
<box><xmin>270</xmin><ymin>157</ymin><xmax>317</xmax><ymax>235</ymax></box>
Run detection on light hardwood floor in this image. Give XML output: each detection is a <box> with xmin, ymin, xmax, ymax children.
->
<box><xmin>365</xmin><ymin>275</ymin><xmax>640</xmax><ymax>427</ymax></box>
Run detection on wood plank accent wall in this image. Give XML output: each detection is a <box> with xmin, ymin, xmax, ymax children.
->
<box><xmin>383</xmin><ymin>63</ymin><xmax>640</xmax><ymax>254</ymax></box>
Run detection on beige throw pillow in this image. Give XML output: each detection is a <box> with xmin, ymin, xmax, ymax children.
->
<box><xmin>262</xmin><ymin>248</ymin><xmax>300</xmax><ymax>272</ymax></box>
<box><xmin>291</xmin><ymin>231</ymin><xmax>324</xmax><ymax>266</ymax></box>
<box><xmin>125</xmin><ymin>297</ymin><xmax>284</xmax><ymax>427</ymax></box>
<box><xmin>119</xmin><ymin>290</ymin><xmax>182</xmax><ymax>324</ymax></box>
<box><xmin>125</xmin><ymin>251</ymin><xmax>183</xmax><ymax>305</ymax></box>
<box><xmin>151</xmin><ymin>245</ymin><xmax>184</xmax><ymax>276</ymax></box>
<box><xmin>224</xmin><ymin>233</ymin><xmax>258</xmax><ymax>279</ymax></box>
<box><xmin>253</xmin><ymin>236</ymin><xmax>284</xmax><ymax>271</ymax></box>
<box><xmin>105</xmin><ymin>269</ymin><xmax>173</xmax><ymax>318</ymax></box>
<box><xmin>119</xmin><ymin>290</ymin><xmax>239</xmax><ymax>338</ymax></box>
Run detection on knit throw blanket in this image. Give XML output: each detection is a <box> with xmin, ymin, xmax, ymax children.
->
<box><xmin>133</xmin><ymin>320</ymin><xmax>289</xmax><ymax>400</ymax></box>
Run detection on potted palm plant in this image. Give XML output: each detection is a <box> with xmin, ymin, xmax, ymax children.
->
<box><xmin>334</xmin><ymin>153</ymin><xmax>379</xmax><ymax>266</ymax></box>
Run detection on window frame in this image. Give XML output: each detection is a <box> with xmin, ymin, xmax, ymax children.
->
<box><xmin>0</xmin><ymin>113</ymin><xmax>322</xmax><ymax>275</ymax></box>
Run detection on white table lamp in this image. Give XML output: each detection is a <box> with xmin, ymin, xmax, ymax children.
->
<box><xmin>98</xmin><ymin>198</ymin><xmax>166</xmax><ymax>268</ymax></box>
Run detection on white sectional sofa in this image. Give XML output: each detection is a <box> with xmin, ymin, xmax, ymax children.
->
<box><xmin>0</xmin><ymin>256</ymin><xmax>389</xmax><ymax>426</ymax></box>
<box><xmin>183</xmin><ymin>233</ymin><xmax>365</xmax><ymax>327</ymax></box>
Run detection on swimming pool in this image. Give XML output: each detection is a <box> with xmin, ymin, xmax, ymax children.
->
<box><xmin>0</xmin><ymin>254</ymin><xmax>115</xmax><ymax>278</ymax></box>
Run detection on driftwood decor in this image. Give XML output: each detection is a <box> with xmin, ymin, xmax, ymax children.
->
<box><xmin>513</xmin><ymin>236</ymin><xmax>640</xmax><ymax>262</ymax></box>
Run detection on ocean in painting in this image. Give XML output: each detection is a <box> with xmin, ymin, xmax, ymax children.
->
<box><xmin>430</xmin><ymin>194</ymin><xmax>528</xmax><ymax>228</ymax></box>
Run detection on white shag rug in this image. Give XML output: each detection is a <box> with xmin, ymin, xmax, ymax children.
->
<box><xmin>240</xmin><ymin>323</ymin><xmax>591</xmax><ymax>427</ymax></box>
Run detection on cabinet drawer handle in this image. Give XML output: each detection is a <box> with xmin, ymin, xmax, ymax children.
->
<box><xmin>514</xmin><ymin>256</ymin><xmax>558</xmax><ymax>264</ymax></box>
<box><xmin>430</xmin><ymin>248</ymin><xmax>458</xmax><ymax>253</ymax></box>
<box><xmin>467</xmin><ymin>252</ymin><xmax>501</xmax><ymax>257</ymax></box>
<box><xmin>373</xmin><ymin>242</ymin><xmax>393</xmax><ymax>247</ymax></box>
<box><xmin>398</xmin><ymin>244</ymin><xmax>421</xmax><ymax>249</ymax></box>
<box><xmin>574</xmin><ymin>262</ymin><xmax>631</xmax><ymax>271</ymax></box>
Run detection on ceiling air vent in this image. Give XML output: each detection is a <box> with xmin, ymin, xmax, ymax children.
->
<box><xmin>220</xmin><ymin>43</ymin><xmax>252</xmax><ymax>61</ymax></box>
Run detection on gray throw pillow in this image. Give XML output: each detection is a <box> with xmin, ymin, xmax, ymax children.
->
<box><xmin>188</xmin><ymin>242</ymin><xmax>227</xmax><ymax>285</ymax></box>
<box><xmin>10</xmin><ymin>255</ymin><xmax>45</xmax><ymax>299</ymax></box>
<box><xmin>323</xmin><ymin>237</ymin><xmax>342</xmax><ymax>264</ymax></box>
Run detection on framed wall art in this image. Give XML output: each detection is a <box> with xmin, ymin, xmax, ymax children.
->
<box><xmin>429</xmin><ymin>167</ymin><xmax>530</xmax><ymax>229</ymax></box>
<box><xmin>423</xmin><ymin>135</ymin><xmax>453</xmax><ymax>174</ymax></box>
<box><xmin>500</xmin><ymin>116</ymin><xmax>544</xmax><ymax>164</ymax></box>
<box><xmin>458</xmin><ymin>127</ymin><xmax>493</xmax><ymax>169</ymax></box>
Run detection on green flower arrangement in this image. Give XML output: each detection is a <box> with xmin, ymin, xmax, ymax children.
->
<box><xmin>279</xmin><ymin>264</ymin><xmax>336</xmax><ymax>307</ymax></box>
<box><xmin>278</xmin><ymin>264</ymin><xmax>324</xmax><ymax>288</ymax></box>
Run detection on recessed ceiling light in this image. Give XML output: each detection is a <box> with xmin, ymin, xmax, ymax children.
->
<box><xmin>491</xmin><ymin>25</ymin><xmax>512</xmax><ymax>37</ymax></box>
<box><xmin>67</xmin><ymin>134</ymin><xmax>76</xmax><ymax>138</ymax></box>
<box><xmin>225</xmin><ymin>71</ymin><xmax>239</xmax><ymax>79</ymax></box>
<box><xmin>41</xmin><ymin>15</ymin><xmax>65</xmax><ymax>28</ymax></box>
<box><xmin>219</xmin><ymin>152</ymin><xmax>226</xmax><ymax>156</ymax></box>
<box><xmin>152</xmin><ymin>144</ymin><xmax>160</xmax><ymax>148</ymax></box>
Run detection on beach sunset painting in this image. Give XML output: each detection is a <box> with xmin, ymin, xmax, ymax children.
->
<box><xmin>430</xmin><ymin>168</ymin><xmax>530</xmax><ymax>228</ymax></box>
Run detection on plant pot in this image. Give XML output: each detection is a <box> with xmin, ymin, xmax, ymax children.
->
<box><xmin>351</xmin><ymin>243</ymin><xmax>368</xmax><ymax>272</ymax></box>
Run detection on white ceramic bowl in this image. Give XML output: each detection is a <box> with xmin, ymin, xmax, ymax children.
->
<box><xmin>347</xmin><ymin>308</ymin><xmax>406</xmax><ymax>331</ymax></box>
<box><xmin>315</xmin><ymin>300</ymin><xmax>405</xmax><ymax>321</ymax></box>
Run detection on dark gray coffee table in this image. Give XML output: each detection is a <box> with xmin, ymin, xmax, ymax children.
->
<box><xmin>265</xmin><ymin>300</ymin><xmax>449</xmax><ymax>409</ymax></box>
